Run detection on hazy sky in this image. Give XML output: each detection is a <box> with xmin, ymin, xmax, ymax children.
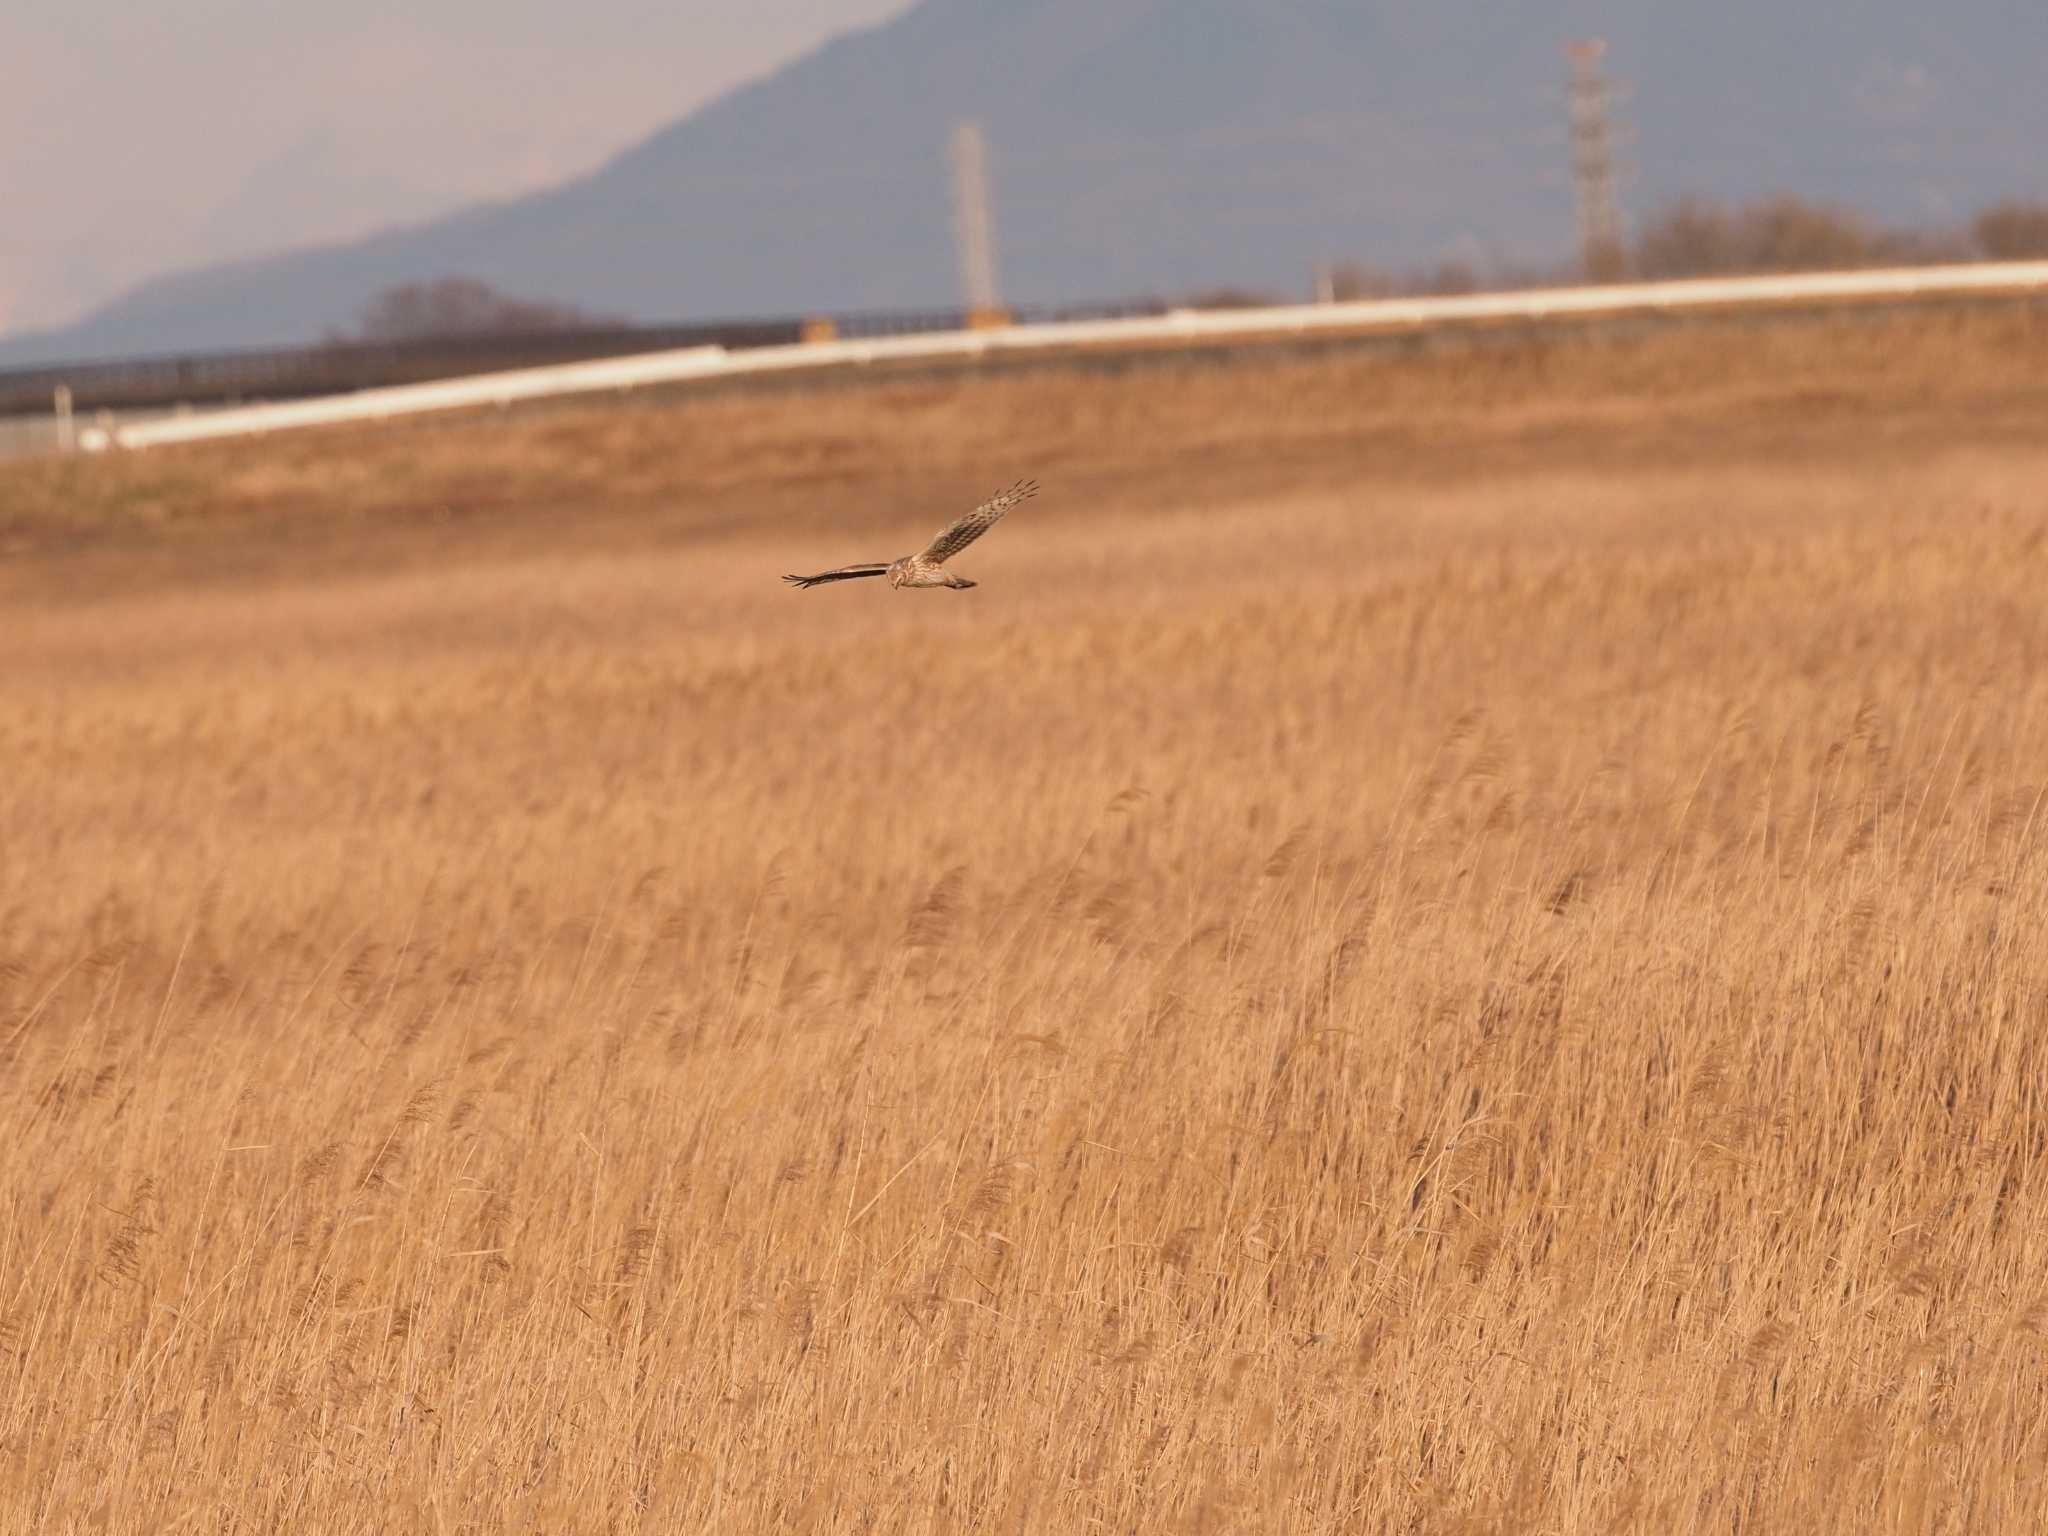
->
<box><xmin>0</xmin><ymin>1</ymin><xmax>911</xmax><ymax>336</ymax></box>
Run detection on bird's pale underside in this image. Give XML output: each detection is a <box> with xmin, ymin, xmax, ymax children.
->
<box><xmin>783</xmin><ymin>479</ymin><xmax>1038</xmax><ymax>591</ymax></box>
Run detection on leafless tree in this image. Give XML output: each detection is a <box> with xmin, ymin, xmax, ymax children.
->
<box><xmin>1974</xmin><ymin>202</ymin><xmax>2048</xmax><ymax>260</ymax></box>
<box><xmin>338</xmin><ymin>277</ymin><xmax>617</xmax><ymax>343</ymax></box>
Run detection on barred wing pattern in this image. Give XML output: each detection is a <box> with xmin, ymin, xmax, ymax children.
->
<box><xmin>917</xmin><ymin>479</ymin><xmax>1038</xmax><ymax>565</ymax></box>
<box><xmin>782</xmin><ymin>563</ymin><xmax>890</xmax><ymax>589</ymax></box>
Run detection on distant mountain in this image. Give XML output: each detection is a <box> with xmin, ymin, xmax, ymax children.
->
<box><xmin>6</xmin><ymin>0</ymin><xmax>2044</xmax><ymax>366</ymax></box>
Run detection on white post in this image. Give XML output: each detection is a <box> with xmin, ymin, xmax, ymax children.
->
<box><xmin>54</xmin><ymin>384</ymin><xmax>75</xmax><ymax>452</ymax></box>
<box><xmin>950</xmin><ymin>119</ymin><xmax>1000</xmax><ymax>313</ymax></box>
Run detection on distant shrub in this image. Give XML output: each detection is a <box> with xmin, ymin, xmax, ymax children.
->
<box><xmin>1414</xmin><ymin>259</ymin><xmax>1481</xmax><ymax>296</ymax></box>
<box><xmin>337</xmin><ymin>277</ymin><xmax>619</xmax><ymax>343</ymax></box>
<box><xmin>1180</xmin><ymin>285</ymin><xmax>1281</xmax><ymax>310</ymax></box>
<box><xmin>1974</xmin><ymin>202</ymin><xmax>2048</xmax><ymax>259</ymax></box>
<box><xmin>1634</xmin><ymin>196</ymin><xmax>1881</xmax><ymax>278</ymax></box>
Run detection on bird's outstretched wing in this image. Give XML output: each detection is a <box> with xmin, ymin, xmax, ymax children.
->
<box><xmin>784</xmin><ymin>563</ymin><xmax>890</xmax><ymax>590</ymax></box>
<box><xmin>917</xmin><ymin>479</ymin><xmax>1038</xmax><ymax>565</ymax></box>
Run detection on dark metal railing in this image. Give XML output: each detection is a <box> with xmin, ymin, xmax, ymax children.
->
<box><xmin>0</xmin><ymin>297</ymin><xmax>1202</xmax><ymax>419</ymax></box>
<box><xmin>0</xmin><ymin>318</ymin><xmax>808</xmax><ymax>416</ymax></box>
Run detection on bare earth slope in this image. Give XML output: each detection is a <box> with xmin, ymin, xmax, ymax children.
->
<box><xmin>4</xmin><ymin>309</ymin><xmax>2048</xmax><ymax>1530</ymax></box>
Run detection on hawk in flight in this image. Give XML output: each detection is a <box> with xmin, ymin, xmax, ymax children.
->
<box><xmin>784</xmin><ymin>479</ymin><xmax>1038</xmax><ymax>591</ymax></box>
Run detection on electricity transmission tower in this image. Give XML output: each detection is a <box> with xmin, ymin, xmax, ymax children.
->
<box><xmin>950</xmin><ymin>119</ymin><xmax>1003</xmax><ymax>319</ymax></box>
<box><xmin>1566</xmin><ymin>40</ymin><xmax>1625</xmax><ymax>282</ymax></box>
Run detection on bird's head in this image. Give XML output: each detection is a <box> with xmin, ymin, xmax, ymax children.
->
<box><xmin>886</xmin><ymin>559</ymin><xmax>909</xmax><ymax>588</ymax></box>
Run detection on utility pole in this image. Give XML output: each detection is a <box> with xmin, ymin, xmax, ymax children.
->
<box><xmin>1566</xmin><ymin>40</ymin><xmax>1625</xmax><ymax>282</ymax></box>
<box><xmin>950</xmin><ymin>119</ymin><xmax>1003</xmax><ymax>323</ymax></box>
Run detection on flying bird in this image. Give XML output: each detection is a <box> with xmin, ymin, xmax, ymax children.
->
<box><xmin>784</xmin><ymin>479</ymin><xmax>1037</xmax><ymax>591</ymax></box>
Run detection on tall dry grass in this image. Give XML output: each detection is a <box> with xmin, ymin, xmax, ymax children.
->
<box><xmin>4</xmin><ymin>311</ymin><xmax>2048</xmax><ymax>1531</ymax></box>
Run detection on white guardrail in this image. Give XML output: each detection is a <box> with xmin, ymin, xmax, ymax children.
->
<box><xmin>77</xmin><ymin>259</ymin><xmax>2048</xmax><ymax>452</ymax></box>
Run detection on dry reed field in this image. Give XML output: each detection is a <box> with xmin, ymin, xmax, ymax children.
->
<box><xmin>5</xmin><ymin>308</ymin><xmax>2048</xmax><ymax>1532</ymax></box>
